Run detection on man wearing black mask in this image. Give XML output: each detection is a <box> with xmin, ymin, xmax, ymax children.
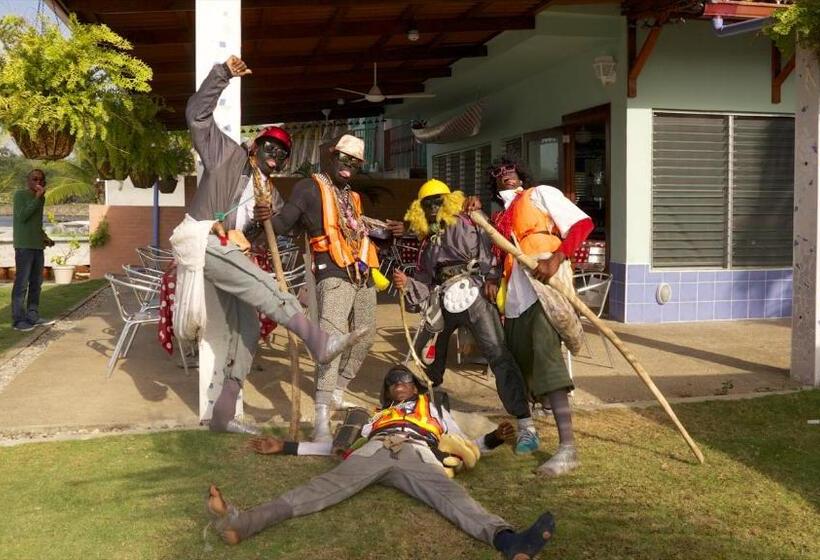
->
<box><xmin>253</xmin><ymin>134</ymin><xmax>378</xmax><ymax>441</ymax></box>
<box><xmin>184</xmin><ymin>56</ymin><xmax>368</xmax><ymax>435</ymax></box>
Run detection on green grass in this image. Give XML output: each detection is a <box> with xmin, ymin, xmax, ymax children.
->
<box><xmin>0</xmin><ymin>391</ymin><xmax>818</xmax><ymax>560</ymax></box>
<box><xmin>0</xmin><ymin>279</ymin><xmax>105</xmax><ymax>355</ymax></box>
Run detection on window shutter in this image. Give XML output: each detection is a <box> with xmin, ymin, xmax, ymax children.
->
<box><xmin>652</xmin><ymin>113</ymin><xmax>728</xmax><ymax>267</ymax></box>
<box><xmin>731</xmin><ymin>116</ymin><xmax>794</xmax><ymax>267</ymax></box>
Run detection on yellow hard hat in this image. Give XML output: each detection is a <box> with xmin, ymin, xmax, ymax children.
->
<box><xmin>418</xmin><ymin>179</ymin><xmax>451</xmax><ymax>200</ymax></box>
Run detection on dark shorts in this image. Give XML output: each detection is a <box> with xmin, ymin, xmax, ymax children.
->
<box><xmin>503</xmin><ymin>302</ymin><xmax>574</xmax><ymax>398</ymax></box>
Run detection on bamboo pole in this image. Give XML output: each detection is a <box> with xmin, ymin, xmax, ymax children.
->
<box><xmin>253</xmin><ymin>178</ymin><xmax>302</xmax><ymax>440</ymax></box>
<box><xmin>469</xmin><ymin>211</ymin><xmax>705</xmax><ymax>464</ymax></box>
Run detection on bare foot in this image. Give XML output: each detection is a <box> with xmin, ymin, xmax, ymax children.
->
<box><xmin>206</xmin><ymin>485</ymin><xmax>242</xmax><ymax>545</ymax></box>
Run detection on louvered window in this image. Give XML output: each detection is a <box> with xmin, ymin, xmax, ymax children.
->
<box><xmin>431</xmin><ymin>144</ymin><xmax>492</xmax><ymax>203</ymax></box>
<box><xmin>731</xmin><ymin>116</ymin><xmax>794</xmax><ymax>267</ymax></box>
<box><xmin>652</xmin><ymin>112</ymin><xmax>793</xmax><ymax>268</ymax></box>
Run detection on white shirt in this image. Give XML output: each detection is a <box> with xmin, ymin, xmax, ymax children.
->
<box><xmin>233</xmin><ymin>177</ymin><xmax>255</xmax><ymax>233</ymax></box>
<box><xmin>499</xmin><ymin>185</ymin><xmax>590</xmax><ymax>318</ymax></box>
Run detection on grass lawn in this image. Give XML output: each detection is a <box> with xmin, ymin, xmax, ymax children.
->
<box><xmin>0</xmin><ymin>391</ymin><xmax>818</xmax><ymax>560</ymax></box>
<box><xmin>0</xmin><ymin>279</ymin><xmax>105</xmax><ymax>355</ymax></box>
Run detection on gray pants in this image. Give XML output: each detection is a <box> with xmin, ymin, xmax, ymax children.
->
<box><xmin>203</xmin><ymin>235</ymin><xmax>303</xmax><ymax>383</ymax></box>
<box><xmin>235</xmin><ymin>444</ymin><xmax>511</xmax><ymax>544</ymax></box>
<box><xmin>314</xmin><ymin>277</ymin><xmax>376</xmax><ymax>404</ymax></box>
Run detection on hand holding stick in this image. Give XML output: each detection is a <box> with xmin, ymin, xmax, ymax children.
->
<box><xmin>469</xmin><ymin>211</ymin><xmax>704</xmax><ymax>464</ymax></box>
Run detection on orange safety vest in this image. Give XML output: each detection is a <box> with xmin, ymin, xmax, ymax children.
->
<box><xmin>309</xmin><ymin>174</ymin><xmax>380</xmax><ymax>270</ymax></box>
<box><xmin>503</xmin><ymin>188</ymin><xmax>562</xmax><ymax>280</ymax></box>
<box><xmin>369</xmin><ymin>394</ymin><xmax>444</xmax><ymax>443</ymax></box>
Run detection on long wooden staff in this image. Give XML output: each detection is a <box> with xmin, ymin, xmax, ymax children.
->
<box><xmin>469</xmin><ymin>211</ymin><xmax>704</xmax><ymax>464</ymax></box>
<box><xmin>254</xmin><ymin>181</ymin><xmax>302</xmax><ymax>440</ymax></box>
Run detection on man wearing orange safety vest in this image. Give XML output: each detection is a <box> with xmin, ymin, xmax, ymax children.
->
<box><xmin>489</xmin><ymin>157</ymin><xmax>594</xmax><ymax>477</ymax></box>
<box><xmin>206</xmin><ymin>366</ymin><xmax>557</xmax><ymax>560</ymax></box>
<box><xmin>254</xmin><ymin>133</ymin><xmax>379</xmax><ymax>441</ymax></box>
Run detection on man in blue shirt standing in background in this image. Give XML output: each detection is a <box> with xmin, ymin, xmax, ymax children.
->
<box><xmin>11</xmin><ymin>168</ymin><xmax>55</xmax><ymax>331</ymax></box>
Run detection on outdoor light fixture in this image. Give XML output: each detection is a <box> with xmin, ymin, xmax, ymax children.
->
<box><xmin>407</xmin><ymin>28</ymin><xmax>420</xmax><ymax>42</ymax></box>
<box><xmin>593</xmin><ymin>55</ymin><xmax>617</xmax><ymax>86</ymax></box>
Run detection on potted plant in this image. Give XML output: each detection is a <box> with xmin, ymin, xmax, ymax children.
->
<box><xmin>0</xmin><ymin>15</ymin><xmax>152</xmax><ymax>160</ymax></box>
<box><xmin>157</xmin><ymin>131</ymin><xmax>194</xmax><ymax>193</ymax></box>
<box><xmin>76</xmin><ymin>94</ymin><xmax>159</xmax><ymax>181</ymax></box>
<box><xmin>50</xmin><ymin>238</ymin><xmax>81</xmax><ymax>284</ymax></box>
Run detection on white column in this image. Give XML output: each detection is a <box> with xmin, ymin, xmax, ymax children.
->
<box><xmin>791</xmin><ymin>47</ymin><xmax>820</xmax><ymax>387</ymax></box>
<box><xmin>195</xmin><ymin>0</ymin><xmax>242</xmax><ymax>144</ymax></box>
<box><xmin>195</xmin><ymin>0</ymin><xmax>244</xmax><ymax>420</ymax></box>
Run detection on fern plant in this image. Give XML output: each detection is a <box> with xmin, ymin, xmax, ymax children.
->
<box><xmin>0</xmin><ymin>14</ymin><xmax>152</xmax><ymax>143</ymax></box>
<box><xmin>767</xmin><ymin>2</ymin><xmax>820</xmax><ymax>59</ymax></box>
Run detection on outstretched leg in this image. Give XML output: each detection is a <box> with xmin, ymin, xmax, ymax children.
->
<box><xmin>206</xmin><ymin>450</ymin><xmax>394</xmax><ymax>544</ymax></box>
<box><xmin>203</xmin><ymin>238</ymin><xmax>370</xmax><ymax>365</ymax></box>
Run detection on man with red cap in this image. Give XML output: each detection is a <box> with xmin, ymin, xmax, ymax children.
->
<box><xmin>183</xmin><ymin>55</ymin><xmax>368</xmax><ymax>435</ymax></box>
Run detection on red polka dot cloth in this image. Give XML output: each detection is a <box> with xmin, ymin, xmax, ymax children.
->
<box><xmin>157</xmin><ymin>251</ymin><xmax>278</xmax><ymax>356</ymax></box>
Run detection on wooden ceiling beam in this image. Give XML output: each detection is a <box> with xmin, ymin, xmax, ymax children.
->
<box><xmin>771</xmin><ymin>43</ymin><xmax>795</xmax><ymax>105</ymax></box>
<box><xmin>627</xmin><ymin>17</ymin><xmax>664</xmax><ymax>98</ymax></box>
<box><xmin>123</xmin><ymin>16</ymin><xmax>534</xmax><ymax>45</ymax></box>
<box><xmin>63</xmin><ymin>0</ymin><xmax>479</xmax><ymax>15</ymax></box>
<box><xmin>145</xmin><ymin>44</ymin><xmax>486</xmax><ymax>74</ymax></box>
<box><xmin>152</xmin><ymin>67</ymin><xmax>449</xmax><ymax>90</ymax></box>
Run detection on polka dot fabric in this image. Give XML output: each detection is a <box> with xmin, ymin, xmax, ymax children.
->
<box><xmin>157</xmin><ymin>253</ymin><xmax>278</xmax><ymax>356</ymax></box>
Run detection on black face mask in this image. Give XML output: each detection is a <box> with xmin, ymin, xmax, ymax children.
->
<box><xmin>327</xmin><ymin>150</ymin><xmax>362</xmax><ymax>186</ymax></box>
<box><xmin>255</xmin><ymin>138</ymin><xmax>289</xmax><ymax>176</ymax></box>
<box><xmin>421</xmin><ymin>194</ymin><xmax>444</xmax><ymax>225</ymax></box>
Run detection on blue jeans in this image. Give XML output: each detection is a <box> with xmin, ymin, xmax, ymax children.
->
<box><xmin>11</xmin><ymin>248</ymin><xmax>44</xmax><ymax>324</ymax></box>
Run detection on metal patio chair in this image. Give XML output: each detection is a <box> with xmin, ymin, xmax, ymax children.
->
<box><xmin>566</xmin><ymin>271</ymin><xmax>614</xmax><ymax>376</ymax></box>
<box><xmin>105</xmin><ymin>273</ymin><xmax>189</xmax><ymax>378</ymax></box>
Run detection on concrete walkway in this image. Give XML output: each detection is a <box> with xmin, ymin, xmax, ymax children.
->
<box><xmin>0</xmin><ymin>288</ymin><xmax>801</xmax><ymax>439</ymax></box>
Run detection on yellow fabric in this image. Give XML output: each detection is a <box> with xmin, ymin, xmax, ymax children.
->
<box><xmin>496</xmin><ymin>277</ymin><xmax>508</xmax><ymax>314</ymax></box>
<box><xmin>418</xmin><ymin>178</ymin><xmax>451</xmax><ymax>200</ymax></box>
<box><xmin>371</xmin><ymin>268</ymin><xmax>390</xmax><ymax>291</ymax></box>
<box><xmin>308</xmin><ymin>174</ymin><xmax>379</xmax><ymax>268</ymax></box>
<box><xmin>438</xmin><ymin>433</ymin><xmax>480</xmax><ymax>470</ymax></box>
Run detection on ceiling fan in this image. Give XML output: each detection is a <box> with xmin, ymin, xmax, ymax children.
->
<box><xmin>334</xmin><ymin>62</ymin><xmax>436</xmax><ymax>103</ymax></box>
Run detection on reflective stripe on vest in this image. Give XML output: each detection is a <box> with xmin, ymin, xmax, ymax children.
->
<box><xmin>309</xmin><ymin>174</ymin><xmax>379</xmax><ymax>269</ymax></box>
<box><xmin>369</xmin><ymin>394</ymin><xmax>444</xmax><ymax>443</ymax></box>
<box><xmin>503</xmin><ymin>188</ymin><xmax>562</xmax><ymax>280</ymax></box>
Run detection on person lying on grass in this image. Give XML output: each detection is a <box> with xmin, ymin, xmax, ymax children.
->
<box><xmin>206</xmin><ymin>365</ymin><xmax>556</xmax><ymax>560</ymax></box>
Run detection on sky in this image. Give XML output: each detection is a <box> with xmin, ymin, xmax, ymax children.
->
<box><xmin>0</xmin><ymin>0</ymin><xmax>66</xmax><ymax>28</ymax></box>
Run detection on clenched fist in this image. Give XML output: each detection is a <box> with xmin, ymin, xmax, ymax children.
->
<box><xmin>225</xmin><ymin>55</ymin><xmax>252</xmax><ymax>77</ymax></box>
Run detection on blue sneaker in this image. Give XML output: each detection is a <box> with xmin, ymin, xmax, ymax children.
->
<box><xmin>515</xmin><ymin>428</ymin><xmax>540</xmax><ymax>455</ymax></box>
<box><xmin>13</xmin><ymin>321</ymin><xmax>35</xmax><ymax>332</ymax></box>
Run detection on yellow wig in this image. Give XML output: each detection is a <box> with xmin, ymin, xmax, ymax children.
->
<box><xmin>405</xmin><ymin>190</ymin><xmax>466</xmax><ymax>239</ymax></box>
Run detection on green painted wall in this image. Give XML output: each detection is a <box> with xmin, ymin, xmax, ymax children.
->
<box><xmin>625</xmin><ymin>20</ymin><xmax>795</xmax><ymax>264</ymax></box>
<box><xmin>386</xmin><ymin>9</ymin><xmax>795</xmax><ymax>266</ymax></box>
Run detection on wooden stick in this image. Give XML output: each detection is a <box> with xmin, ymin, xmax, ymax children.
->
<box><xmin>469</xmin><ymin>211</ymin><xmax>705</xmax><ymax>464</ymax></box>
<box><xmin>260</xmin><ymin>219</ymin><xmax>302</xmax><ymax>440</ymax></box>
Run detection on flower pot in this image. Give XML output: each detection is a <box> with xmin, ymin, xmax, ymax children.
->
<box><xmin>10</xmin><ymin>126</ymin><xmax>76</xmax><ymax>160</ymax></box>
<box><xmin>98</xmin><ymin>160</ymin><xmax>130</xmax><ymax>181</ymax></box>
<box><xmin>52</xmin><ymin>265</ymin><xmax>76</xmax><ymax>285</ymax></box>
<box><xmin>158</xmin><ymin>176</ymin><xmax>178</xmax><ymax>194</ymax></box>
<box><xmin>130</xmin><ymin>171</ymin><xmax>158</xmax><ymax>190</ymax></box>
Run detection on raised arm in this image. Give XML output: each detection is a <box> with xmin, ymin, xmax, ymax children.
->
<box><xmin>185</xmin><ymin>56</ymin><xmax>251</xmax><ymax>170</ymax></box>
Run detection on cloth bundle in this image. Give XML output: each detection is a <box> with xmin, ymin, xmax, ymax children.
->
<box><xmin>529</xmin><ymin>260</ymin><xmax>585</xmax><ymax>355</ymax></box>
<box><xmin>169</xmin><ymin>214</ymin><xmax>216</xmax><ymax>341</ymax></box>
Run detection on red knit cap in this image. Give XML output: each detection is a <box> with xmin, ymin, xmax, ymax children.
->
<box><xmin>255</xmin><ymin>126</ymin><xmax>292</xmax><ymax>153</ymax></box>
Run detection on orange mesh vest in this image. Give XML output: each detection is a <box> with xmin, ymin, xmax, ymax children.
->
<box><xmin>503</xmin><ymin>188</ymin><xmax>562</xmax><ymax>280</ymax></box>
<box><xmin>309</xmin><ymin>174</ymin><xmax>379</xmax><ymax>270</ymax></box>
<box><xmin>370</xmin><ymin>394</ymin><xmax>444</xmax><ymax>443</ymax></box>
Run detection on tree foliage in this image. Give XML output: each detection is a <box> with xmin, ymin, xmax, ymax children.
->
<box><xmin>767</xmin><ymin>1</ymin><xmax>820</xmax><ymax>58</ymax></box>
<box><xmin>0</xmin><ymin>14</ymin><xmax>152</xmax><ymax>142</ymax></box>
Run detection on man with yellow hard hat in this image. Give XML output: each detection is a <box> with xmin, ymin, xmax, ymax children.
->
<box><xmin>393</xmin><ymin>179</ymin><xmax>540</xmax><ymax>455</ymax></box>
